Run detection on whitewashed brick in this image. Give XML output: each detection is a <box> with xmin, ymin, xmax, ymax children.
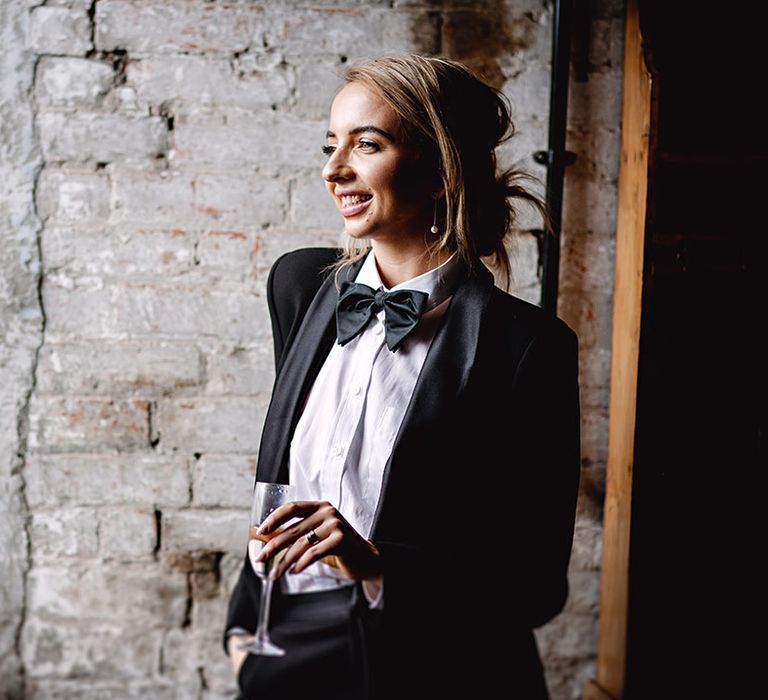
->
<box><xmin>27</xmin><ymin>6</ymin><xmax>92</xmax><ymax>56</ymax></box>
<box><xmin>36</xmin><ymin>341</ymin><xmax>201</xmax><ymax>396</ymax></box>
<box><xmin>191</xmin><ymin>454</ymin><xmax>257</xmax><ymax>508</ymax></box>
<box><xmin>96</xmin><ymin>0</ymin><xmax>264</xmax><ymax>55</ymax></box>
<box><xmin>557</xmin><ymin>288</ymin><xmax>612</xmax><ymax>352</ymax></box>
<box><xmin>43</xmin><ymin>0</ymin><xmax>93</xmax><ymax>7</ymax></box>
<box><xmin>36</xmin><ymin>168</ymin><xmax>111</xmax><ymax>223</ymax></box>
<box><xmin>22</xmin><ymin>618</ymin><xmax>164</xmax><ymax>681</ymax></box>
<box><xmin>534</xmin><ymin>612</ymin><xmax>598</xmax><ymax>660</ymax></box>
<box><xmin>195</xmin><ymin>229</ymin><xmax>260</xmax><ymax>280</ymax></box>
<box><xmin>163</xmin><ymin>628</ymin><xmax>238</xmax><ymax>700</ymax></box>
<box><xmin>99</xmin><ymin>507</ymin><xmax>157</xmax><ymax>560</ymax></box>
<box><xmin>28</xmin><ymin>397</ymin><xmax>149</xmax><ymax>453</ymax></box>
<box><xmin>24</xmin><ymin>680</ymin><xmax>176</xmax><ymax>700</ymax></box>
<box><xmin>192</xmin><ymin>172</ymin><xmax>290</xmax><ymax>231</ymax></box>
<box><xmin>126</xmin><ymin>55</ymin><xmax>292</xmax><ymax>110</ymax></box>
<box><xmin>112</xmin><ymin>284</ymin><xmax>270</xmax><ymax>340</ymax></box>
<box><xmin>161</xmin><ymin>598</ymin><xmax>236</xmax><ymax>695</ymax></box>
<box><xmin>43</xmin><ymin>281</ymin><xmax>270</xmax><ymax>342</ymax></box>
<box><xmin>290</xmin><ymin>174</ymin><xmax>341</xmax><ymax>231</ymax></box>
<box><xmin>155</xmin><ymin>397</ymin><xmax>266</xmax><ymax>453</ymax></box>
<box><xmin>279</xmin><ymin>8</ymin><xmax>437</xmax><ymax>58</ymax></box>
<box><xmin>570</xmin><ymin>521</ymin><xmax>604</xmax><ymax>571</ymax></box>
<box><xmin>203</xmin><ymin>343</ymin><xmax>274</xmax><ymax>397</ymax></box>
<box><xmin>30</xmin><ymin>508</ymin><xmax>99</xmax><ymax>560</ymax></box>
<box><xmin>562</xmin><ymin>145</ymin><xmax>620</xmax><ymax>233</ymax></box>
<box><xmin>24</xmin><ymin>454</ymin><xmax>190</xmax><ymax>509</ymax></box>
<box><xmin>26</xmin><ymin>562</ymin><xmax>187</xmax><ymax>625</ymax></box>
<box><xmin>111</xmin><ymin>167</ymin><xmax>288</xmax><ymax>229</ymax></box>
<box><xmin>508</xmin><ymin>231</ymin><xmax>541</xmax><ymax>293</ymax></box>
<box><xmin>569</xmin><ymin>70</ymin><xmax>624</xmax><ymax>132</ymax></box>
<box><xmin>172</xmin><ymin>110</ymin><xmax>327</xmax><ymax>171</ymax></box>
<box><xmin>45</xmin><ymin>226</ymin><xmax>195</xmax><ymax>278</ymax></box>
<box><xmin>563</xmin><ymin>571</ymin><xmax>601</xmax><ymax>615</ymax></box>
<box><xmin>41</xmin><ymin>282</ymin><xmax>118</xmax><ymax>339</ymax></box>
<box><xmin>38</xmin><ymin>112</ymin><xmax>167</xmax><ymax>163</ymax></box>
<box><xmin>293</xmin><ymin>59</ymin><xmax>344</xmax><ymax>120</ymax></box>
<box><xmin>35</xmin><ymin>57</ymin><xmax>115</xmax><ymax>109</ymax></box>
<box><xmin>163</xmin><ymin>509</ymin><xmax>245</xmax><ymax>554</ymax></box>
<box><xmin>560</xmin><ymin>230</ymin><xmax>615</xmax><ymax>296</ymax></box>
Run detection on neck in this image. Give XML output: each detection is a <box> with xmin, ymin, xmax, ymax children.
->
<box><xmin>371</xmin><ymin>240</ymin><xmax>452</xmax><ymax>288</ymax></box>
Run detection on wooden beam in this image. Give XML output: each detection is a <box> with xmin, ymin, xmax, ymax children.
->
<box><xmin>585</xmin><ymin>0</ymin><xmax>652</xmax><ymax>697</ymax></box>
<box><xmin>583</xmin><ymin>680</ymin><xmax>618</xmax><ymax>700</ymax></box>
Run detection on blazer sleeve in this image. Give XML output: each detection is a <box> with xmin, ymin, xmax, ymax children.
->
<box><xmin>222</xmin><ymin>247</ymin><xmax>341</xmax><ymax>656</ymax></box>
<box><xmin>504</xmin><ymin>317</ymin><xmax>581</xmax><ymax>628</ymax></box>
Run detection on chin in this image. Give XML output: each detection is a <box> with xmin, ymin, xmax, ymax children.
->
<box><xmin>343</xmin><ymin>225</ymin><xmax>377</xmax><ymax>242</ymax></box>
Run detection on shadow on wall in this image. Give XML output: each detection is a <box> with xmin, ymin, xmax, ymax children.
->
<box><xmin>409</xmin><ymin>0</ymin><xmax>539</xmax><ymax>89</ymax></box>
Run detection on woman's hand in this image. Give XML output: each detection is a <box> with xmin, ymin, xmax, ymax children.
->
<box><xmin>228</xmin><ymin>633</ymin><xmax>251</xmax><ymax>679</ymax></box>
<box><xmin>253</xmin><ymin>500</ymin><xmax>383</xmax><ymax>582</ymax></box>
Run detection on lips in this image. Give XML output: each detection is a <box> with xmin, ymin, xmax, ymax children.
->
<box><xmin>337</xmin><ymin>192</ymin><xmax>373</xmax><ymax>217</ymax></box>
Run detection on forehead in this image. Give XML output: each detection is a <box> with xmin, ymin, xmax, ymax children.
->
<box><xmin>327</xmin><ymin>82</ymin><xmax>401</xmax><ymax>136</ymax></box>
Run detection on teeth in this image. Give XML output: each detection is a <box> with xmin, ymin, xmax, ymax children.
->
<box><xmin>340</xmin><ymin>194</ymin><xmax>371</xmax><ymax>207</ymax></box>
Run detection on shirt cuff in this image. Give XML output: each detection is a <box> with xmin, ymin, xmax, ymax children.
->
<box><xmin>226</xmin><ymin>626</ymin><xmax>251</xmax><ymax>638</ymax></box>
<box><xmin>361</xmin><ymin>577</ymin><xmax>384</xmax><ymax>609</ymax></box>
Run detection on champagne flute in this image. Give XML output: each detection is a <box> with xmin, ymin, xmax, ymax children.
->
<box><xmin>239</xmin><ymin>481</ymin><xmax>295</xmax><ymax>657</ymax></box>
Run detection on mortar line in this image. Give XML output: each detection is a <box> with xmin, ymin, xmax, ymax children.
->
<box><xmin>11</xmin><ymin>48</ymin><xmax>48</xmax><ymax>695</ymax></box>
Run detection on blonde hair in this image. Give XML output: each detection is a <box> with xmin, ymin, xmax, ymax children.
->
<box><xmin>327</xmin><ymin>53</ymin><xmax>551</xmax><ymax>292</ymax></box>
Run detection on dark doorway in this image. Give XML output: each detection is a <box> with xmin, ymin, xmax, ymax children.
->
<box><xmin>625</xmin><ymin>3</ymin><xmax>764</xmax><ymax>697</ymax></box>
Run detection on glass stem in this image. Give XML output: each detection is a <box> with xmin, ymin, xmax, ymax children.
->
<box><xmin>254</xmin><ymin>575</ymin><xmax>275</xmax><ymax>643</ymax></box>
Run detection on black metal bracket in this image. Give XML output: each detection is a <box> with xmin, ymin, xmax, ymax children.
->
<box><xmin>533</xmin><ymin>149</ymin><xmax>578</xmax><ymax>167</ymax></box>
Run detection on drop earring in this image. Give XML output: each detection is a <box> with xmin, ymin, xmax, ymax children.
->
<box><xmin>430</xmin><ymin>199</ymin><xmax>439</xmax><ymax>235</ymax></box>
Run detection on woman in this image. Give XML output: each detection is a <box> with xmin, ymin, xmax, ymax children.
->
<box><xmin>224</xmin><ymin>54</ymin><xmax>581</xmax><ymax>699</ymax></box>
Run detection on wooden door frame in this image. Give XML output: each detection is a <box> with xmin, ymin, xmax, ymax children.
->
<box><xmin>584</xmin><ymin>0</ymin><xmax>652</xmax><ymax>697</ymax></box>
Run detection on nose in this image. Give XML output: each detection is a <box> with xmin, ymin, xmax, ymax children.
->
<box><xmin>322</xmin><ymin>146</ymin><xmax>353</xmax><ymax>183</ymax></box>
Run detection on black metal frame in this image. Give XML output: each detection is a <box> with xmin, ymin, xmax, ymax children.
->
<box><xmin>534</xmin><ymin>0</ymin><xmax>585</xmax><ymax>313</ymax></box>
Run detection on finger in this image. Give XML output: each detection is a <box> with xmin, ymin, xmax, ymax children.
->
<box><xmin>255</xmin><ymin>511</ymin><xmax>327</xmax><ymax>563</ymax></box>
<box><xmin>257</xmin><ymin>500</ymin><xmax>330</xmax><ymax>534</ymax></box>
<box><xmin>270</xmin><ymin>522</ymin><xmax>340</xmax><ymax>579</ymax></box>
<box><xmin>290</xmin><ymin>529</ymin><xmax>345</xmax><ymax>576</ymax></box>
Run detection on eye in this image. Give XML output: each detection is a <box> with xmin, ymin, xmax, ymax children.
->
<box><xmin>357</xmin><ymin>139</ymin><xmax>380</xmax><ymax>152</ymax></box>
<box><xmin>321</xmin><ymin>144</ymin><xmax>336</xmax><ymax>157</ymax></box>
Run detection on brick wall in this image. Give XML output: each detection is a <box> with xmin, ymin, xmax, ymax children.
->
<box><xmin>0</xmin><ymin>1</ymin><xmax>624</xmax><ymax>697</ymax></box>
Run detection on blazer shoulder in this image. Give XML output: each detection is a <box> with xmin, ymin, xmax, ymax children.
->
<box><xmin>486</xmin><ymin>286</ymin><xmax>579</xmax><ymax>356</ymax></box>
<box><xmin>267</xmin><ymin>247</ymin><xmax>342</xmax><ymax>372</ymax></box>
<box><xmin>268</xmin><ymin>247</ymin><xmax>342</xmax><ymax>287</ymax></box>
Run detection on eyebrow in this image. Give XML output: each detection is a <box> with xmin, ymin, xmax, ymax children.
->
<box><xmin>325</xmin><ymin>125</ymin><xmax>396</xmax><ymax>142</ymax></box>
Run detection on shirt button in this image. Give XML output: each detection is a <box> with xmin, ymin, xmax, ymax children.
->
<box><xmin>353</xmin><ymin>385</ymin><xmax>362</xmax><ymax>396</ymax></box>
<box><xmin>374</xmin><ymin>324</ymin><xmax>384</xmax><ymax>336</ymax></box>
<box><xmin>333</xmin><ymin>444</ymin><xmax>343</xmax><ymax>457</ymax></box>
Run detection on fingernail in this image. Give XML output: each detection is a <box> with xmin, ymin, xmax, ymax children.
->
<box><xmin>269</xmin><ymin>567</ymin><xmax>278</xmax><ymax>580</ymax></box>
<box><xmin>288</xmin><ymin>564</ymin><xmax>297</xmax><ymax>575</ymax></box>
<box><xmin>256</xmin><ymin>523</ymin><xmax>266</xmax><ymax>534</ymax></box>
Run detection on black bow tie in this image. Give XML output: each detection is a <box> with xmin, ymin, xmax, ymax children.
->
<box><xmin>336</xmin><ymin>281</ymin><xmax>429</xmax><ymax>352</ymax></box>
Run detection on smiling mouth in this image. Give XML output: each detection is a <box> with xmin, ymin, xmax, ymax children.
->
<box><xmin>339</xmin><ymin>194</ymin><xmax>373</xmax><ymax>216</ymax></box>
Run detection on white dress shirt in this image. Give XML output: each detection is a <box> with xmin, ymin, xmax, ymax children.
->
<box><xmin>279</xmin><ymin>247</ymin><xmax>464</xmax><ymax>609</ymax></box>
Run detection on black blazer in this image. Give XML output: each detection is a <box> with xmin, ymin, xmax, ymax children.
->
<box><xmin>225</xmin><ymin>247</ymin><xmax>581</xmax><ymax>699</ymax></box>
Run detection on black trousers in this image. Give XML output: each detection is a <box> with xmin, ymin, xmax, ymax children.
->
<box><xmin>236</xmin><ymin>585</ymin><xmax>367</xmax><ymax>700</ymax></box>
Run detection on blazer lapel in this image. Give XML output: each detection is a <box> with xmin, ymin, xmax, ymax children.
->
<box><xmin>369</xmin><ymin>257</ymin><xmax>496</xmax><ymax>537</ymax></box>
<box><xmin>255</xmin><ymin>255</ymin><xmax>366</xmax><ymax>485</ymax></box>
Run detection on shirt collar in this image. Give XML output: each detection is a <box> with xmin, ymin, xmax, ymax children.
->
<box><xmin>354</xmin><ymin>247</ymin><xmax>463</xmax><ymax>313</ymax></box>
